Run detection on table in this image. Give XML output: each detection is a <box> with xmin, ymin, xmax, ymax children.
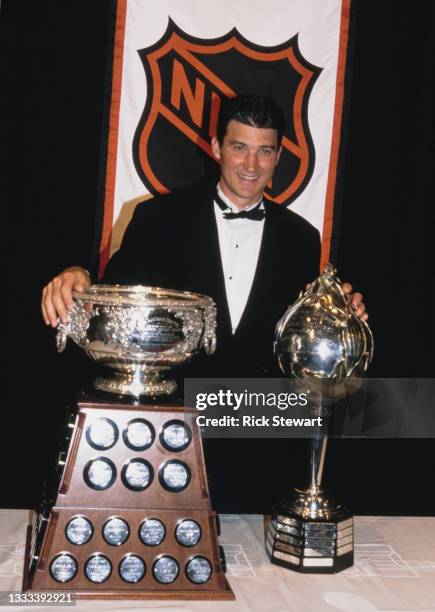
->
<box><xmin>1</xmin><ymin>510</ymin><xmax>434</xmax><ymax>611</ymax></box>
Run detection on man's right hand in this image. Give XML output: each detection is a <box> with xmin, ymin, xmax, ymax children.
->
<box><xmin>41</xmin><ymin>266</ymin><xmax>91</xmax><ymax>327</ymax></box>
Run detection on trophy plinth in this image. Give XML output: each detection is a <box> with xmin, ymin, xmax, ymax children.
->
<box><xmin>23</xmin><ymin>399</ymin><xmax>234</xmax><ymax>600</ymax></box>
<box><xmin>267</xmin><ymin>486</ymin><xmax>354</xmax><ymax>573</ymax></box>
<box><xmin>268</xmin><ymin>264</ymin><xmax>373</xmax><ymax>573</ymax></box>
<box><xmin>267</xmin><ymin>505</ymin><xmax>353</xmax><ymax>573</ymax></box>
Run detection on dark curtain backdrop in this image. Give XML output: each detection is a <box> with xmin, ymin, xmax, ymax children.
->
<box><xmin>2</xmin><ymin>1</ymin><xmax>434</xmax><ymax>512</ymax></box>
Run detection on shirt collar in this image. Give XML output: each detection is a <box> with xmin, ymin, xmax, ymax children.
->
<box><xmin>216</xmin><ymin>184</ymin><xmax>264</xmax><ymax>214</ymax></box>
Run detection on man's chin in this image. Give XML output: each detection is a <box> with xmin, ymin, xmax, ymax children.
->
<box><xmin>242</xmin><ymin>196</ymin><xmax>262</xmax><ymax>207</ymax></box>
<box><xmin>234</xmin><ymin>186</ymin><xmax>262</xmax><ymax>205</ymax></box>
<box><xmin>220</xmin><ymin>180</ymin><xmax>263</xmax><ymax>208</ymax></box>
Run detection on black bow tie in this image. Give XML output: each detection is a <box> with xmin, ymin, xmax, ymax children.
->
<box><xmin>214</xmin><ymin>192</ymin><xmax>265</xmax><ymax>221</ymax></box>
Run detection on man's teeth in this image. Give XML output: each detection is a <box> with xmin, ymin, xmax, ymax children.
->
<box><xmin>238</xmin><ymin>174</ymin><xmax>259</xmax><ymax>181</ymax></box>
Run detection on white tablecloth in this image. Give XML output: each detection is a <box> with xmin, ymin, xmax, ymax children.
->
<box><xmin>0</xmin><ymin>510</ymin><xmax>434</xmax><ymax>612</ymax></box>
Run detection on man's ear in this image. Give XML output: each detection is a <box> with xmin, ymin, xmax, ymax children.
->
<box><xmin>276</xmin><ymin>145</ymin><xmax>283</xmax><ymax>166</ymax></box>
<box><xmin>211</xmin><ymin>137</ymin><xmax>221</xmax><ymax>161</ymax></box>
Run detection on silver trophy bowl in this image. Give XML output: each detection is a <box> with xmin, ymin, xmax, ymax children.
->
<box><xmin>267</xmin><ymin>264</ymin><xmax>374</xmax><ymax>573</ymax></box>
<box><xmin>56</xmin><ymin>285</ymin><xmax>217</xmax><ymax>397</ymax></box>
<box><xmin>275</xmin><ymin>263</ymin><xmax>373</xmax><ymax>398</ymax></box>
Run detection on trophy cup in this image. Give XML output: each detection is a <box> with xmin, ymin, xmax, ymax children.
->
<box><xmin>23</xmin><ymin>285</ymin><xmax>234</xmax><ymax>599</ymax></box>
<box><xmin>266</xmin><ymin>264</ymin><xmax>374</xmax><ymax>573</ymax></box>
<box><xmin>55</xmin><ymin>284</ymin><xmax>217</xmax><ymax>397</ymax></box>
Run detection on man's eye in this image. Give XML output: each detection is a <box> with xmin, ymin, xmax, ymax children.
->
<box><xmin>260</xmin><ymin>148</ymin><xmax>272</xmax><ymax>156</ymax></box>
<box><xmin>233</xmin><ymin>145</ymin><xmax>245</xmax><ymax>151</ymax></box>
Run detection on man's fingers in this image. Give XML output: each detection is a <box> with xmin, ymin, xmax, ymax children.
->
<box><xmin>41</xmin><ymin>268</ymin><xmax>91</xmax><ymax>328</ymax></box>
<box><xmin>51</xmin><ymin>290</ymin><xmax>69</xmax><ymax>325</ymax></box>
<box><xmin>74</xmin><ymin>278</ymin><xmax>90</xmax><ymax>293</ymax></box>
<box><xmin>349</xmin><ymin>294</ymin><xmax>368</xmax><ymax>319</ymax></box>
<box><xmin>41</xmin><ymin>266</ymin><xmax>91</xmax><ymax>327</ymax></box>
<box><xmin>46</xmin><ymin>277</ymin><xmax>70</xmax><ymax>326</ymax></box>
<box><xmin>70</xmin><ymin>269</ymin><xmax>91</xmax><ymax>295</ymax></box>
<box><xmin>60</xmin><ymin>277</ymin><xmax>76</xmax><ymax>311</ymax></box>
<box><xmin>43</xmin><ymin>283</ymin><xmax>59</xmax><ymax>327</ymax></box>
<box><xmin>41</xmin><ymin>286</ymin><xmax>49</xmax><ymax>325</ymax></box>
<box><xmin>350</xmin><ymin>292</ymin><xmax>363</xmax><ymax>307</ymax></box>
<box><xmin>355</xmin><ymin>302</ymin><xmax>366</xmax><ymax>316</ymax></box>
<box><xmin>61</xmin><ymin>270</ymin><xmax>91</xmax><ymax>307</ymax></box>
<box><xmin>340</xmin><ymin>283</ymin><xmax>369</xmax><ymax>320</ymax></box>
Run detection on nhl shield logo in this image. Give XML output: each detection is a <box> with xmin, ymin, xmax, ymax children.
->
<box><xmin>133</xmin><ymin>20</ymin><xmax>321</xmax><ymax>205</ymax></box>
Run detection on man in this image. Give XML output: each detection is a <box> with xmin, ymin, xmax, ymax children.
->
<box><xmin>42</xmin><ymin>95</ymin><xmax>367</xmax><ymax>510</ymax></box>
<box><xmin>42</xmin><ymin>95</ymin><xmax>366</xmax><ymax>365</ymax></box>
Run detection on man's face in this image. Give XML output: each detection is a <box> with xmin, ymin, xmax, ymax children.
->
<box><xmin>211</xmin><ymin>120</ymin><xmax>282</xmax><ymax>209</ymax></box>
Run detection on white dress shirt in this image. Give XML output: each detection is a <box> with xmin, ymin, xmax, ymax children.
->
<box><xmin>214</xmin><ymin>185</ymin><xmax>265</xmax><ymax>333</ymax></box>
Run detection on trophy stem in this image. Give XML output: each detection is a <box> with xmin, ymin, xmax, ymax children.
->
<box><xmin>94</xmin><ymin>368</ymin><xmax>177</xmax><ymax>398</ymax></box>
<box><xmin>309</xmin><ymin>434</ymin><xmax>328</xmax><ymax>493</ymax></box>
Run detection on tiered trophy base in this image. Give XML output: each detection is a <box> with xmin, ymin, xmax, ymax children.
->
<box><xmin>23</xmin><ymin>508</ymin><xmax>233</xmax><ymax>599</ymax></box>
<box><xmin>22</xmin><ymin>398</ymin><xmax>234</xmax><ymax>600</ymax></box>
<box><xmin>266</xmin><ymin>491</ymin><xmax>354</xmax><ymax>574</ymax></box>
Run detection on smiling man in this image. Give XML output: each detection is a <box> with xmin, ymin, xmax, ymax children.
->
<box><xmin>41</xmin><ymin>94</ymin><xmax>366</xmax><ymax>511</ymax></box>
<box><xmin>212</xmin><ymin>119</ymin><xmax>281</xmax><ymax>208</ymax></box>
<box><xmin>42</xmin><ymin>94</ymin><xmax>367</xmax><ymax>374</ymax></box>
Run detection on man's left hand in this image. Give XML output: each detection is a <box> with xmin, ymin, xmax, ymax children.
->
<box><xmin>341</xmin><ymin>282</ymin><xmax>368</xmax><ymax>321</ymax></box>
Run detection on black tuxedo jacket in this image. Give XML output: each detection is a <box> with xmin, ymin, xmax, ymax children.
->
<box><xmin>102</xmin><ymin>182</ymin><xmax>321</xmax><ymax>511</ymax></box>
<box><xmin>103</xmin><ymin>181</ymin><xmax>321</xmax><ymax>378</ymax></box>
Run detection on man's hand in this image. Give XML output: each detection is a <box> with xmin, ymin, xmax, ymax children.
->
<box><xmin>341</xmin><ymin>282</ymin><xmax>368</xmax><ymax>321</ymax></box>
<box><xmin>305</xmin><ymin>281</ymin><xmax>369</xmax><ymax>321</ymax></box>
<box><xmin>41</xmin><ymin>266</ymin><xmax>91</xmax><ymax>327</ymax></box>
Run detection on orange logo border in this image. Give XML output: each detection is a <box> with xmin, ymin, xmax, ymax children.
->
<box><xmin>133</xmin><ymin>20</ymin><xmax>321</xmax><ymax>204</ymax></box>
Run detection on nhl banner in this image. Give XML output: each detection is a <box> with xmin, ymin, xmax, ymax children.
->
<box><xmin>98</xmin><ymin>0</ymin><xmax>352</xmax><ymax>276</ymax></box>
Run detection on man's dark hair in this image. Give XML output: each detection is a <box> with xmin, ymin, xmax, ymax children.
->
<box><xmin>216</xmin><ymin>94</ymin><xmax>286</xmax><ymax>146</ymax></box>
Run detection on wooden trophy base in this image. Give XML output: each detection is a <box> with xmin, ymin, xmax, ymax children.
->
<box><xmin>23</xmin><ymin>398</ymin><xmax>234</xmax><ymax>600</ymax></box>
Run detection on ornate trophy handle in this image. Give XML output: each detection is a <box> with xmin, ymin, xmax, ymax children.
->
<box><xmin>56</xmin><ymin>323</ymin><xmax>68</xmax><ymax>353</ymax></box>
<box><xmin>202</xmin><ymin>334</ymin><xmax>216</xmax><ymax>355</ymax></box>
<box><xmin>55</xmin><ymin>301</ymin><xmax>90</xmax><ymax>353</ymax></box>
<box><xmin>202</xmin><ymin>303</ymin><xmax>217</xmax><ymax>355</ymax></box>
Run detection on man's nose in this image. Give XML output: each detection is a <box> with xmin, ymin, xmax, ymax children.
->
<box><xmin>244</xmin><ymin>150</ymin><xmax>257</xmax><ymax>172</ymax></box>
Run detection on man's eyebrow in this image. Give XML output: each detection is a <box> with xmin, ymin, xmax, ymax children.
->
<box><xmin>228</xmin><ymin>139</ymin><xmax>247</xmax><ymax>146</ymax></box>
<box><xmin>229</xmin><ymin>139</ymin><xmax>277</xmax><ymax>150</ymax></box>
